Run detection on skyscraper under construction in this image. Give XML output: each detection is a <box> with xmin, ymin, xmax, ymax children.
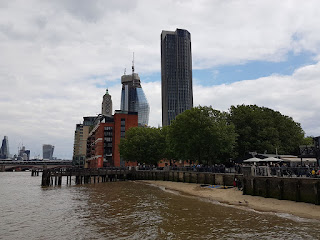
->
<box><xmin>120</xmin><ymin>59</ymin><xmax>149</xmax><ymax>127</ymax></box>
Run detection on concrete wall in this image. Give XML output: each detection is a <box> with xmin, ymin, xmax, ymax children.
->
<box><xmin>243</xmin><ymin>176</ymin><xmax>320</xmax><ymax>204</ymax></box>
<box><xmin>131</xmin><ymin>170</ymin><xmax>320</xmax><ymax>205</ymax></box>
<box><xmin>132</xmin><ymin>170</ymin><xmax>241</xmax><ymax>186</ymax></box>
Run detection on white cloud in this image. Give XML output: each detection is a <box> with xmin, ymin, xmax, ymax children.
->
<box><xmin>194</xmin><ymin>61</ymin><xmax>320</xmax><ymax>136</ymax></box>
<box><xmin>1</xmin><ymin>0</ymin><xmax>320</xmax><ymax>158</ymax></box>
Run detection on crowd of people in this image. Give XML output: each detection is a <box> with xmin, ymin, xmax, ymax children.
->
<box><xmin>245</xmin><ymin>163</ymin><xmax>320</xmax><ymax>178</ymax></box>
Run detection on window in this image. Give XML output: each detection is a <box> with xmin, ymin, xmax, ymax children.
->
<box><xmin>121</xmin><ymin>118</ymin><xmax>125</xmax><ymax>138</ymax></box>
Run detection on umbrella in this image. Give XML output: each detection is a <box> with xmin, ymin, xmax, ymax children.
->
<box><xmin>260</xmin><ymin>157</ymin><xmax>282</xmax><ymax>162</ymax></box>
<box><xmin>243</xmin><ymin>157</ymin><xmax>261</xmax><ymax>163</ymax></box>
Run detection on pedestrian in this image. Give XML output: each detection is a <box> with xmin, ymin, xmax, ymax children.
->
<box><xmin>233</xmin><ymin>177</ymin><xmax>237</xmax><ymax>187</ymax></box>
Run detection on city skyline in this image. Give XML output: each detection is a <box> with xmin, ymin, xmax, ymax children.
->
<box><xmin>1</xmin><ymin>1</ymin><xmax>320</xmax><ymax>159</ymax></box>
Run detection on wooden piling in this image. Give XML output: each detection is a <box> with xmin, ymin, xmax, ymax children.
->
<box><xmin>315</xmin><ymin>181</ymin><xmax>320</xmax><ymax>205</ymax></box>
<box><xmin>58</xmin><ymin>176</ymin><xmax>62</xmax><ymax>186</ymax></box>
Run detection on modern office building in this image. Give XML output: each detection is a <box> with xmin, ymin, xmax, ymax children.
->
<box><xmin>73</xmin><ymin>116</ymin><xmax>96</xmax><ymax>167</ymax></box>
<box><xmin>18</xmin><ymin>146</ymin><xmax>30</xmax><ymax>160</ymax></box>
<box><xmin>102</xmin><ymin>89</ymin><xmax>112</xmax><ymax>116</ymax></box>
<box><xmin>0</xmin><ymin>136</ymin><xmax>10</xmax><ymax>159</ymax></box>
<box><xmin>43</xmin><ymin>144</ymin><xmax>54</xmax><ymax>160</ymax></box>
<box><xmin>120</xmin><ymin>64</ymin><xmax>149</xmax><ymax>127</ymax></box>
<box><xmin>161</xmin><ymin>28</ymin><xmax>193</xmax><ymax>126</ymax></box>
<box><xmin>86</xmin><ymin>110</ymin><xmax>138</xmax><ymax>168</ymax></box>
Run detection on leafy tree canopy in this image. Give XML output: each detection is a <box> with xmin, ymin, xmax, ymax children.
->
<box><xmin>301</xmin><ymin>136</ymin><xmax>314</xmax><ymax>146</ymax></box>
<box><xmin>228</xmin><ymin>104</ymin><xmax>305</xmax><ymax>156</ymax></box>
<box><xmin>161</xmin><ymin>125</ymin><xmax>177</xmax><ymax>162</ymax></box>
<box><xmin>168</xmin><ymin>106</ymin><xmax>237</xmax><ymax>165</ymax></box>
<box><xmin>119</xmin><ymin>127</ymin><xmax>165</xmax><ymax>165</ymax></box>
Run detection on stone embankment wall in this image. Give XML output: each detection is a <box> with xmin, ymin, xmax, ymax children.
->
<box><xmin>243</xmin><ymin>176</ymin><xmax>320</xmax><ymax>204</ymax></box>
<box><xmin>132</xmin><ymin>170</ymin><xmax>320</xmax><ymax>205</ymax></box>
<box><xmin>132</xmin><ymin>170</ymin><xmax>242</xmax><ymax>186</ymax></box>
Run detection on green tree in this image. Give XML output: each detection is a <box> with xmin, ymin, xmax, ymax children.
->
<box><xmin>228</xmin><ymin>104</ymin><xmax>305</xmax><ymax>157</ymax></box>
<box><xmin>161</xmin><ymin>125</ymin><xmax>177</xmax><ymax>164</ymax></box>
<box><xmin>168</xmin><ymin>106</ymin><xmax>237</xmax><ymax>165</ymax></box>
<box><xmin>301</xmin><ymin>136</ymin><xmax>314</xmax><ymax>146</ymax></box>
<box><xmin>119</xmin><ymin>127</ymin><xmax>165</xmax><ymax>165</ymax></box>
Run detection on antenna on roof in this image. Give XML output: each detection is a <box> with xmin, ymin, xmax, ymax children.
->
<box><xmin>124</xmin><ymin>68</ymin><xmax>126</xmax><ymax>75</ymax></box>
<box><xmin>132</xmin><ymin>52</ymin><xmax>135</xmax><ymax>74</ymax></box>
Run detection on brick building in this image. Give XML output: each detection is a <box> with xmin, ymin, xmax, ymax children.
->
<box><xmin>86</xmin><ymin>110</ymin><xmax>138</xmax><ymax>168</ymax></box>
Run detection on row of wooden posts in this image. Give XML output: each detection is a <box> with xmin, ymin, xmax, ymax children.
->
<box><xmin>39</xmin><ymin>168</ymin><xmax>241</xmax><ymax>187</ymax></box>
<box><xmin>40</xmin><ymin>168</ymin><xmax>130</xmax><ymax>186</ymax></box>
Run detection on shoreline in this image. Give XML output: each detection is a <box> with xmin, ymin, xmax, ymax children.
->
<box><xmin>140</xmin><ymin>180</ymin><xmax>320</xmax><ymax>221</ymax></box>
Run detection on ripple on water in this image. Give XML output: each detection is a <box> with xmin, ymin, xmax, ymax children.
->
<box><xmin>1</xmin><ymin>173</ymin><xmax>320</xmax><ymax>239</ymax></box>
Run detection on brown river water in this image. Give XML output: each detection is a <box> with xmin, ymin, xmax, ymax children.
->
<box><xmin>0</xmin><ymin>172</ymin><xmax>319</xmax><ymax>239</ymax></box>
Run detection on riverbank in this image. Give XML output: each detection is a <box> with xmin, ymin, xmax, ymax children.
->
<box><xmin>141</xmin><ymin>180</ymin><xmax>320</xmax><ymax>220</ymax></box>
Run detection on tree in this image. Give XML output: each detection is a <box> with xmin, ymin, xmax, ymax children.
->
<box><xmin>160</xmin><ymin>125</ymin><xmax>177</xmax><ymax>165</ymax></box>
<box><xmin>168</xmin><ymin>106</ymin><xmax>237</xmax><ymax>165</ymax></box>
<box><xmin>301</xmin><ymin>136</ymin><xmax>314</xmax><ymax>146</ymax></box>
<box><xmin>119</xmin><ymin>127</ymin><xmax>165</xmax><ymax>165</ymax></box>
<box><xmin>228</xmin><ymin>104</ymin><xmax>305</xmax><ymax>157</ymax></box>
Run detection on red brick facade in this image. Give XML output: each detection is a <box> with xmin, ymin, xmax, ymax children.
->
<box><xmin>86</xmin><ymin>111</ymin><xmax>138</xmax><ymax>168</ymax></box>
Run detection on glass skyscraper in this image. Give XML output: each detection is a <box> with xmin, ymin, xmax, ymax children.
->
<box><xmin>43</xmin><ymin>144</ymin><xmax>54</xmax><ymax>160</ymax></box>
<box><xmin>120</xmin><ymin>72</ymin><xmax>149</xmax><ymax>127</ymax></box>
<box><xmin>161</xmin><ymin>29</ymin><xmax>193</xmax><ymax>126</ymax></box>
<box><xmin>0</xmin><ymin>136</ymin><xmax>10</xmax><ymax>159</ymax></box>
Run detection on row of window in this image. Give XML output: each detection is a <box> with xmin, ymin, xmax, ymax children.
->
<box><xmin>121</xmin><ymin>118</ymin><xmax>125</xmax><ymax>138</ymax></box>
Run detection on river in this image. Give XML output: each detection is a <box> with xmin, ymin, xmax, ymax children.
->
<box><xmin>0</xmin><ymin>172</ymin><xmax>319</xmax><ymax>239</ymax></box>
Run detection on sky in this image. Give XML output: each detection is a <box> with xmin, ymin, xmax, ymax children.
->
<box><xmin>1</xmin><ymin>0</ymin><xmax>320</xmax><ymax>159</ymax></box>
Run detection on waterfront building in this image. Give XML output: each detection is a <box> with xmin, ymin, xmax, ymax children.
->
<box><xmin>42</xmin><ymin>144</ymin><xmax>54</xmax><ymax>160</ymax></box>
<box><xmin>161</xmin><ymin>28</ymin><xmax>193</xmax><ymax>126</ymax></box>
<box><xmin>86</xmin><ymin>110</ymin><xmax>138</xmax><ymax>168</ymax></box>
<box><xmin>120</xmin><ymin>63</ymin><xmax>149</xmax><ymax>127</ymax></box>
<box><xmin>72</xmin><ymin>116</ymin><xmax>96</xmax><ymax>167</ymax></box>
<box><xmin>102</xmin><ymin>88</ymin><xmax>112</xmax><ymax>116</ymax></box>
<box><xmin>0</xmin><ymin>136</ymin><xmax>10</xmax><ymax>159</ymax></box>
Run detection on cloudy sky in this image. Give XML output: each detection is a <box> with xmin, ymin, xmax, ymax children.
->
<box><xmin>1</xmin><ymin>0</ymin><xmax>320</xmax><ymax>159</ymax></box>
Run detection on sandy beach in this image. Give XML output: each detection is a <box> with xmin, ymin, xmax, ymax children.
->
<box><xmin>141</xmin><ymin>180</ymin><xmax>320</xmax><ymax>220</ymax></box>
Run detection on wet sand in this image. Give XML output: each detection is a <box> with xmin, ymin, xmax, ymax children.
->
<box><xmin>141</xmin><ymin>180</ymin><xmax>320</xmax><ymax>220</ymax></box>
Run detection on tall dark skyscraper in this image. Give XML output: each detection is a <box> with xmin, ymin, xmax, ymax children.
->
<box><xmin>161</xmin><ymin>28</ymin><xmax>193</xmax><ymax>126</ymax></box>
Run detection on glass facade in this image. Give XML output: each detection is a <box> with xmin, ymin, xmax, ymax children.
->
<box><xmin>120</xmin><ymin>73</ymin><xmax>150</xmax><ymax>127</ymax></box>
<box><xmin>0</xmin><ymin>136</ymin><xmax>10</xmax><ymax>159</ymax></box>
<box><xmin>43</xmin><ymin>144</ymin><xmax>54</xmax><ymax>159</ymax></box>
<box><xmin>161</xmin><ymin>29</ymin><xmax>193</xmax><ymax>126</ymax></box>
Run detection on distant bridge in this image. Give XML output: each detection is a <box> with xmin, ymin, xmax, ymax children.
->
<box><xmin>0</xmin><ymin>160</ymin><xmax>73</xmax><ymax>171</ymax></box>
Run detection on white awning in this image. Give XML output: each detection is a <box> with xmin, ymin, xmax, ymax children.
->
<box><xmin>243</xmin><ymin>157</ymin><xmax>261</xmax><ymax>162</ymax></box>
<box><xmin>260</xmin><ymin>157</ymin><xmax>282</xmax><ymax>162</ymax></box>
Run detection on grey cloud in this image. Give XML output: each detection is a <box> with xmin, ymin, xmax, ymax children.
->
<box><xmin>51</xmin><ymin>0</ymin><xmax>138</xmax><ymax>22</ymax></box>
